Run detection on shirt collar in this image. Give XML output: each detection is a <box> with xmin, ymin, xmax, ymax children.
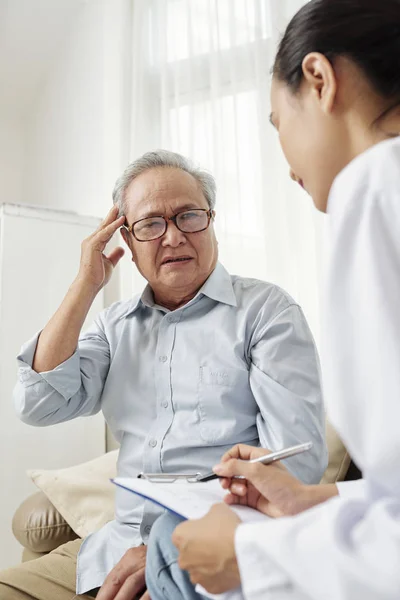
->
<box><xmin>119</xmin><ymin>287</ymin><xmax>154</xmax><ymax>319</ymax></box>
<box><xmin>120</xmin><ymin>261</ymin><xmax>237</xmax><ymax>319</ymax></box>
<box><xmin>198</xmin><ymin>262</ymin><xmax>237</xmax><ymax>307</ymax></box>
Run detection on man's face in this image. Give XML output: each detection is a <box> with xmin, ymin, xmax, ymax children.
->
<box><xmin>122</xmin><ymin>167</ymin><xmax>218</xmax><ymax>300</ymax></box>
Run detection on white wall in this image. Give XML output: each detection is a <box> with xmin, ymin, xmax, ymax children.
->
<box><xmin>21</xmin><ymin>0</ymin><xmax>132</xmax><ymax>308</ymax></box>
<box><xmin>25</xmin><ymin>1</ymin><xmax>106</xmax><ymax>215</ymax></box>
<box><xmin>1</xmin><ymin>0</ymin><xmax>141</xmax><ymax>304</ymax></box>
<box><xmin>0</xmin><ymin>0</ymin><xmax>133</xmax><ymax>323</ymax></box>
<box><xmin>0</xmin><ymin>115</ymin><xmax>26</xmax><ymax>205</ymax></box>
<box><xmin>22</xmin><ymin>0</ymin><xmax>130</xmax><ymax>218</ymax></box>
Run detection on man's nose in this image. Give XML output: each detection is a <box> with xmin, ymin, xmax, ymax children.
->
<box><xmin>161</xmin><ymin>220</ymin><xmax>187</xmax><ymax>246</ymax></box>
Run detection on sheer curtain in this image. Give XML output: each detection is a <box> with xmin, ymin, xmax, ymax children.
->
<box><xmin>122</xmin><ymin>0</ymin><xmax>325</xmax><ymax>342</ymax></box>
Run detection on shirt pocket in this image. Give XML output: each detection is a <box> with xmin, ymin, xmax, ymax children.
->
<box><xmin>197</xmin><ymin>365</ymin><xmax>256</xmax><ymax>444</ymax></box>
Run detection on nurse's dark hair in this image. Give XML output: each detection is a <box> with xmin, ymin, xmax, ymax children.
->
<box><xmin>273</xmin><ymin>0</ymin><xmax>400</xmax><ymax>123</ymax></box>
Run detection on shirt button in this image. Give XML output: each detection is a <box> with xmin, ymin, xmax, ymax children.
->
<box><xmin>144</xmin><ymin>525</ymin><xmax>151</xmax><ymax>535</ymax></box>
<box><xmin>162</xmin><ymin>401</ymin><xmax>168</xmax><ymax>408</ymax></box>
<box><xmin>149</xmin><ymin>438</ymin><xmax>157</xmax><ymax>448</ymax></box>
<box><xmin>167</xmin><ymin>316</ymin><xmax>174</xmax><ymax>323</ymax></box>
<box><xmin>159</xmin><ymin>355</ymin><xmax>167</xmax><ymax>363</ymax></box>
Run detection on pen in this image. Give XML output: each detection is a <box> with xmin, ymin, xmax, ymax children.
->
<box><xmin>196</xmin><ymin>441</ymin><xmax>313</xmax><ymax>483</ymax></box>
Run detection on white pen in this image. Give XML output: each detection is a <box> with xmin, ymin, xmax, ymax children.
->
<box><xmin>196</xmin><ymin>441</ymin><xmax>313</xmax><ymax>482</ymax></box>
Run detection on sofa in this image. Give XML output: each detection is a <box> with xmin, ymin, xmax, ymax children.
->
<box><xmin>12</xmin><ymin>422</ymin><xmax>359</xmax><ymax>562</ymax></box>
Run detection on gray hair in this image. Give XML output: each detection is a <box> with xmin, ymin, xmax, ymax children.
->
<box><xmin>112</xmin><ymin>149</ymin><xmax>217</xmax><ymax>215</ymax></box>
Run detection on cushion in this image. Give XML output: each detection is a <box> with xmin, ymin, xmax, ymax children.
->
<box><xmin>28</xmin><ymin>450</ymin><xmax>118</xmax><ymax>538</ymax></box>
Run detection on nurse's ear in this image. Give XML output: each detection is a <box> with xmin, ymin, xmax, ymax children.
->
<box><xmin>301</xmin><ymin>52</ymin><xmax>337</xmax><ymax>116</ymax></box>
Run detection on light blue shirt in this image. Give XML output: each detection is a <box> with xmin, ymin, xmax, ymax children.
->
<box><xmin>14</xmin><ymin>262</ymin><xmax>327</xmax><ymax>593</ymax></box>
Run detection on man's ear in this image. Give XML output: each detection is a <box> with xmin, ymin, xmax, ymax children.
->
<box><xmin>120</xmin><ymin>228</ymin><xmax>137</xmax><ymax>264</ymax></box>
<box><xmin>120</xmin><ymin>227</ymin><xmax>131</xmax><ymax>248</ymax></box>
<box><xmin>302</xmin><ymin>52</ymin><xmax>337</xmax><ymax>115</ymax></box>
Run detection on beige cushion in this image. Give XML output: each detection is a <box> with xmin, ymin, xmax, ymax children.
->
<box><xmin>28</xmin><ymin>450</ymin><xmax>118</xmax><ymax>538</ymax></box>
<box><xmin>320</xmin><ymin>420</ymin><xmax>351</xmax><ymax>484</ymax></box>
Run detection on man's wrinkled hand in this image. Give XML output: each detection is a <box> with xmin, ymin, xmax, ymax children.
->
<box><xmin>96</xmin><ymin>545</ymin><xmax>147</xmax><ymax>600</ymax></box>
<box><xmin>172</xmin><ymin>503</ymin><xmax>241</xmax><ymax>595</ymax></box>
<box><xmin>76</xmin><ymin>205</ymin><xmax>126</xmax><ymax>292</ymax></box>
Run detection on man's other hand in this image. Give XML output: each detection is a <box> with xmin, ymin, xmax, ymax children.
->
<box><xmin>96</xmin><ymin>545</ymin><xmax>147</xmax><ymax>600</ymax></box>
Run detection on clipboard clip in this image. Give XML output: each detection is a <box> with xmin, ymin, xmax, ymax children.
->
<box><xmin>138</xmin><ymin>472</ymin><xmax>203</xmax><ymax>483</ymax></box>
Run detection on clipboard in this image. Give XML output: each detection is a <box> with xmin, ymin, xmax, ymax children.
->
<box><xmin>137</xmin><ymin>442</ymin><xmax>312</xmax><ymax>484</ymax></box>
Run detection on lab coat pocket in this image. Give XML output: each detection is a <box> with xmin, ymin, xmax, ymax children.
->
<box><xmin>197</xmin><ymin>365</ymin><xmax>254</xmax><ymax>444</ymax></box>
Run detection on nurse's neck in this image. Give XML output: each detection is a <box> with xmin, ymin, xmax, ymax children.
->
<box><xmin>347</xmin><ymin>102</ymin><xmax>400</xmax><ymax>163</ymax></box>
<box><xmin>381</xmin><ymin>112</ymin><xmax>400</xmax><ymax>139</ymax></box>
<box><xmin>333</xmin><ymin>60</ymin><xmax>400</xmax><ymax>165</ymax></box>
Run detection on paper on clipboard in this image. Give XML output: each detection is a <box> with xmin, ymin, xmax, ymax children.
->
<box><xmin>112</xmin><ymin>476</ymin><xmax>268</xmax><ymax>523</ymax></box>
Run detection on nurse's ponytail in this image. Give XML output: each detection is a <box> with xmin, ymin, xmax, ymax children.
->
<box><xmin>273</xmin><ymin>0</ymin><xmax>400</xmax><ymax>123</ymax></box>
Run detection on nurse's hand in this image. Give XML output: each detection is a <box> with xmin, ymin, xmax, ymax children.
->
<box><xmin>172</xmin><ymin>504</ymin><xmax>242</xmax><ymax>595</ymax></box>
<box><xmin>214</xmin><ymin>444</ymin><xmax>336</xmax><ymax>517</ymax></box>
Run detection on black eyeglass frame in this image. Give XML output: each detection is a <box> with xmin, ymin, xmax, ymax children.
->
<box><xmin>123</xmin><ymin>208</ymin><xmax>215</xmax><ymax>242</ymax></box>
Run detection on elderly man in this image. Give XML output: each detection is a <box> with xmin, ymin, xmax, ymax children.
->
<box><xmin>0</xmin><ymin>150</ymin><xmax>326</xmax><ymax>600</ymax></box>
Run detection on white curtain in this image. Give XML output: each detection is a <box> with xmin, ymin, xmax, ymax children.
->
<box><xmin>122</xmin><ymin>0</ymin><xmax>325</xmax><ymax>343</ymax></box>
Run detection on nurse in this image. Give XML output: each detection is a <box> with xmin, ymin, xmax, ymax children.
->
<box><xmin>145</xmin><ymin>0</ymin><xmax>400</xmax><ymax>598</ymax></box>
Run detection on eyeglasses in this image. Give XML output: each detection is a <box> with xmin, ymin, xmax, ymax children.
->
<box><xmin>124</xmin><ymin>208</ymin><xmax>214</xmax><ymax>242</ymax></box>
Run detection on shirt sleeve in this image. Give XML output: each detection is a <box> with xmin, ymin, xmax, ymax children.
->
<box><xmin>235</xmin><ymin>493</ymin><xmax>400</xmax><ymax>600</ymax></box>
<box><xmin>13</xmin><ymin>315</ymin><xmax>110</xmax><ymax>426</ymax></box>
<box><xmin>249</xmin><ymin>304</ymin><xmax>327</xmax><ymax>484</ymax></box>
<box><xmin>236</xmin><ymin>142</ymin><xmax>400</xmax><ymax>600</ymax></box>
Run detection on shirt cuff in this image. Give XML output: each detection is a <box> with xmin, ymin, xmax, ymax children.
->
<box><xmin>235</xmin><ymin>521</ymin><xmax>293</xmax><ymax>599</ymax></box>
<box><xmin>17</xmin><ymin>331</ymin><xmax>81</xmax><ymax>400</ymax></box>
<box><xmin>336</xmin><ymin>479</ymin><xmax>366</xmax><ymax>499</ymax></box>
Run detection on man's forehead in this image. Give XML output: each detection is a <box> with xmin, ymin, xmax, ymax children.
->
<box><xmin>125</xmin><ymin>168</ymin><xmax>207</xmax><ymax>216</ymax></box>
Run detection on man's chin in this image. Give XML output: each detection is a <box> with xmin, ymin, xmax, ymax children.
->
<box><xmin>156</xmin><ymin>267</ymin><xmax>201</xmax><ymax>294</ymax></box>
<box><xmin>160</xmin><ymin>271</ymin><xmax>193</xmax><ymax>287</ymax></box>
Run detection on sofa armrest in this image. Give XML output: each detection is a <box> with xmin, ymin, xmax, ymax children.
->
<box><xmin>21</xmin><ymin>548</ymin><xmax>47</xmax><ymax>562</ymax></box>
<box><xmin>320</xmin><ymin>420</ymin><xmax>352</xmax><ymax>484</ymax></box>
<box><xmin>12</xmin><ymin>491</ymin><xmax>79</xmax><ymax>554</ymax></box>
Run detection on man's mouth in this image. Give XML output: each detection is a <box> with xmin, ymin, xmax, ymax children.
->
<box><xmin>161</xmin><ymin>257</ymin><xmax>193</xmax><ymax>265</ymax></box>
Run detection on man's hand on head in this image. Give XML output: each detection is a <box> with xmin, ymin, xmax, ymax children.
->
<box><xmin>76</xmin><ymin>205</ymin><xmax>126</xmax><ymax>293</ymax></box>
<box><xmin>96</xmin><ymin>545</ymin><xmax>148</xmax><ymax>600</ymax></box>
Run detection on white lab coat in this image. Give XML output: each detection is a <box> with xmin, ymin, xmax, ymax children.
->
<box><xmin>234</xmin><ymin>137</ymin><xmax>400</xmax><ymax>600</ymax></box>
